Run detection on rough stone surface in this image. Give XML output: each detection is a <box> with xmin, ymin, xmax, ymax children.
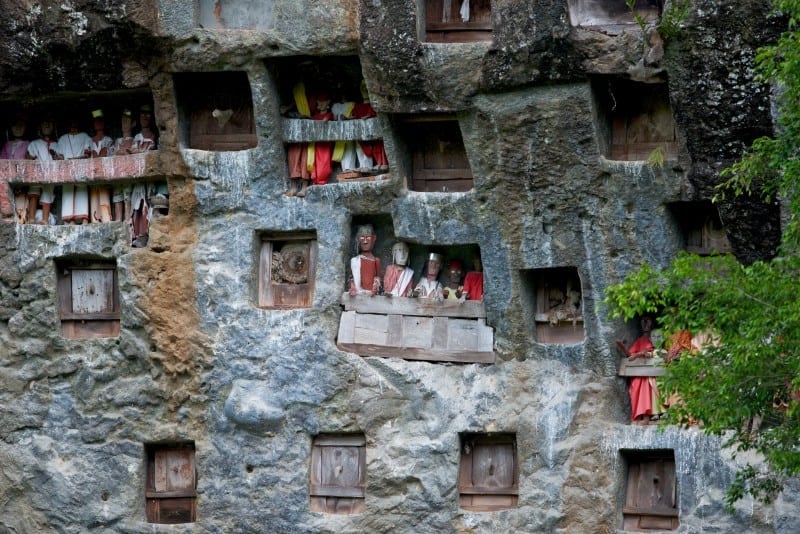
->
<box><xmin>0</xmin><ymin>0</ymin><xmax>798</xmax><ymax>532</ymax></box>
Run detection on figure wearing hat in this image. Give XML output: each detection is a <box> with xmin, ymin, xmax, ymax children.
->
<box><xmin>133</xmin><ymin>104</ymin><xmax>158</xmax><ymax>152</ymax></box>
<box><xmin>414</xmin><ymin>253</ymin><xmax>444</xmax><ymax>301</ymax></box>
<box><xmin>442</xmin><ymin>259</ymin><xmax>464</xmax><ymax>301</ymax></box>
<box><xmin>56</xmin><ymin>116</ymin><xmax>91</xmax><ymax>224</ymax></box>
<box><xmin>113</xmin><ymin>109</ymin><xmax>137</xmax><ymax>155</ymax></box>
<box><xmin>383</xmin><ymin>241</ymin><xmax>415</xmax><ymax>298</ymax></box>
<box><xmin>349</xmin><ymin>224</ymin><xmax>382</xmax><ymax>296</ymax></box>
<box><xmin>87</xmin><ymin>109</ymin><xmax>112</xmax><ymax>158</ymax></box>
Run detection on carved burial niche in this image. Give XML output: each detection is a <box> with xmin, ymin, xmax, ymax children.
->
<box><xmin>521</xmin><ymin>267</ymin><xmax>584</xmax><ymax>344</ymax></box>
<box><xmin>568</xmin><ymin>0</ymin><xmax>660</xmax><ymax>29</ymax></box>
<box><xmin>400</xmin><ymin>115</ymin><xmax>474</xmax><ymax>192</ymax></box>
<box><xmin>459</xmin><ymin>433</ymin><xmax>519</xmax><ymax>511</ymax></box>
<box><xmin>56</xmin><ymin>258</ymin><xmax>120</xmax><ymax>339</ymax></box>
<box><xmin>593</xmin><ymin>77</ymin><xmax>677</xmax><ymax>162</ymax></box>
<box><xmin>145</xmin><ymin>442</ymin><xmax>197</xmax><ymax>524</ymax></box>
<box><xmin>258</xmin><ymin>231</ymin><xmax>318</xmax><ymax>309</ymax></box>
<box><xmin>197</xmin><ymin>0</ymin><xmax>275</xmax><ymax>30</ymax></box>
<box><xmin>422</xmin><ymin>0</ymin><xmax>493</xmax><ymax>43</ymax></box>
<box><xmin>271</xmin><ymin>56</ymin><xmax>389</xmax><ymax>184</ymax></box>
<box><xmin>309</xmin><ymin>434</ymin><xmax>366</xmax><ymax>515</ymax></box>
<box><xmin>621</xmin><ymin>449</ymin><xmax>679</xmax><ymax>531</ymax></box>
<box><xmin>174</xmin><ymin>72</ymin><xmax>257</xmax><ymax>151</ymax></box>
<box><xmin>668</xmin><ymin>201</ymin><xmax>732</xmax><ymax>255</ymax></box>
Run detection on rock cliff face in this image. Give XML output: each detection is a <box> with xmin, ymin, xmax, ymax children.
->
<box><xmin>0</xmin><ymin>0</ymin><xmax>796</xmax><ymax>532</ymax></box>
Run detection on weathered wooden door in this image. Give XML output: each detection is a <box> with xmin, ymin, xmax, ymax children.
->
<box><xmin>146</xmin><ymin>447</ymin><xmax>197</xmax><ymax>524</ymax></box>
<box><xmin>459</xmin><ymin>435</ymin><xmax>518</xmax><ymax>511</ymax></box>
<box><xmin>623</xmin><ymin>454</ymin><xmax>679</xmax><ymax>531</ymax></box>
<box><xmin>310</xmin><ymin>435</ymin><xmax>366</xmax><ymax>514</ymax></box>
<box><xmin>410</xmin><ymin>119</ymin><xmax>474</xmax><ymax>192</ymax></box>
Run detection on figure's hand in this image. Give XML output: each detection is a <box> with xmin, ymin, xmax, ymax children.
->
<box><xmin>442</xmin><ymin>288</ymin><xmax>450</xmax><ymax>299</ymax></box>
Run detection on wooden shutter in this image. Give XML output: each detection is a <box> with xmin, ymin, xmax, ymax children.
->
<box><xmin>58</xmin><ymin>262</ymin><xmax>120</xmax><ymax>339</ymax></box>
<box><xmin>146</xmin><ymin>446</ymin><xmax>197</xmax><ymax>524</ymax></box>
<box><xmin>622</xmin><ymin>454</ymin><xmax>679</xmax><ymax>531</ymax></box>
<box><xmin>410</xmin><ymin>120</ymin><xmax>474</xmax><ymax>192</ymax></box>
<box><xmin>459</xmin><ymin>435</ymin><xmax>518</xmax><ymax>511</ymax></box>
<box><xmin>310</xmin><ymin>435</ymin><xmax>366</xmax><ymax>514</ymax></box>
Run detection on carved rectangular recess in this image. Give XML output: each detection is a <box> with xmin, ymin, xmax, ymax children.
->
<box><xmin>174</xmin><ymin>72</ymin><xmax>256</xmax><ymax>151</ymax></box>
<box><xmin>270</xmin><ymin>56</ymin><xmax>389</xmax><ymax>183</ymax></box>
<box><xmin>197</xmin><ymin>0</ymin><xmax>275</xmax><ymax>30</ymax></box>
<box><xmin>593</xmin><ymin>77</ymin><xmax>677</xmax><ymax>162</ymax></box>
<box><xmin>621</xmin><ymin>449</ymin><xmax>679</xmax><ymax>531</ymax></box>
<box><xmin>521</xmin><ymin>267</ymin><xmax>584</xmax><ymax>344</ymax></box>
<box><xmin>258</xmin><ymin>232</ymin><xmax>317</xmax><ymax>309</ymax></box>
<box><xmin>401</xmin><ymin>115</ymin><xmax>473</xmax><ymax>192</ymax></box>
<box><xmin>568</xmin><ymin>0</ymin><xmax>659</xmax><ymax>29</ymax></box>
<box><xmin>56</xmin><ymin>259</ymin><xmax>120</xmax><ymax>339</ymax></box>
<box><xmin>423</xmin><ymin>0</ymin><xmax>492</xmax><ymax>43</ymax></box>
<box><xmin>459</xmin><ymin>433</ymin><xmax>519</xmax><ymax>511</ymax></box>
<box><xmin>668</xmin><ymin>201</ymin><xmax>732</xmax><ymax>256</ymax></box>
<box><xmin>145</xmin><ymin>442</ymin><xmax>197</xmax><ymax>524</ymax></box>
<box><xmin>310</xmin><ymin>434</ymin><xmax>366</xmax><ymax>514</ymax></box>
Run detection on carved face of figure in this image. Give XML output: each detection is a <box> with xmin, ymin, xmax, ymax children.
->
<box><xmin>641</xmin><ymin>315</ymin><xmax>654</xmax><ymax>335</ymax></box>
<box><xmin>427</xmin><ymin>259</ymin><xmax>440</xmax><ymax>278</ymax></box>
<box><xmin>448</xmin><ymin>263</ymin><xmax>463</xmax><ymax>286</ymax></box>
<box><xmin>392</xmin><ymin>242</ymin><xmax>409</xmax><ymax>266</ymax></box>
<box><xmin>473</xmin><ymin>257</ymin><xmax>482</xmax><ymax>272</ymax></box>
<box><xmin>120</xmin><ymin>115</ymin><xmax>134</xmax><ymax>134</ymax></box>
<box><xmin>10</xmin><ymin>120</ymin><xmax>25</xmax><ymax>138</ymax></box>
<box><xmin>92</xmin><ymin>117</ymin><xmax>104</xmax><ymax>133</ymax></box>
<box><xmin>68</xmin><ymin>119</ymin><xmax>80</xmax><ymax>134</ymax></box>
<box><xmin>39</xmin><ymin>121</ymin><xmax>53</xmax><ymax>137</ymax></box>
<box><xmin>140</xmin><ymin>111</ymin><xmax>151</xmax><ymax>128</ymax></box>
<box><xmin>316</xmin><ymin>99</ymin><xmax>331</xmax><ymax>113</ymax></box>
<box><xmin>358</xmin><ymin>232</ymin><xmax>376</xmax><ymax>253</ymax></box>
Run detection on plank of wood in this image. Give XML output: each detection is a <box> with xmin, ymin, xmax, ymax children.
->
<box><xmin>337</xmin><ymin>343</ymin><xmax>495</xmax><ymax>363</ymax></box>
<box><xmin>341</xmin><ymin>293</ymin><xmax>486</xmax><ymax>318</ymax></box>
<box><xmin>618</xmin><ymin>357</ymin><xmax>666</xmax><ymax>377</ymax></box>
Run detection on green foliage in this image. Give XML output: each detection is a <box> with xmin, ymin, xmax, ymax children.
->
<box><xmin>658</xmin><ymin>0</ymin><xmax>691</xmax><ymax>41</ymax></box>
<box><xmin>625</xmin><ymin>0</ymin><xmax>648</xmax><ymax>32</ymax></box>
<box><xmin>605</xmin><ymin>0</ymin><xmax>800</xmax><ymax>506</ymax></box>
<box><xmin>646</xmin><ymin>145</ymin><xmax>666</xmax><ymax>167</ymax></box>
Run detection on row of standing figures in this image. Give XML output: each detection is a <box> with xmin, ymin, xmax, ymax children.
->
<box><xmin>283</xmin><ymin>83</ymin><xmax>388</xmax><ymax>197</ymax></box>
<box><xmin>4</xmin><ymin>107</ymin><xmax>162</xmax><ymax>247</ymax></box>
<box><xmin>348</xmin><ymin>225</ymin><xmax>484</xmax><ymax>302</ymax></box>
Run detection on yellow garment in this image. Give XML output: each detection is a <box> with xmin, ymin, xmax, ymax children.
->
<box><xmin>306</xmin><ymin>142</ymin><xmax>315</xmax><ymax>172</ymax></box>
<box><xmin>332</xmin><ymin>141</ymin><xmax>346</xmax><ymax>162</ymax></box>
<box><xmin>293</xmin><ymin>83</ymin><xmax>311</xmax><ymax>117</ymax></box>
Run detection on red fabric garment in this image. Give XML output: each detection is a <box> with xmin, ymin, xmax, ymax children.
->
<box><xmin>287</xmin><ymin>143</ymin><xmax>310</xmax><ymax>179</ymax></box>
<box><xmin>350</xmin><ymin>103</ymin><xmax>377</xmax><ymax>119</ymax></box>
<box><xmin>312</xmin><ymin>142</ymin><xmax>333</xmax><ymax>185</ymax></box>
<box><xmin>627</xmin><ymin>335</ymin><xmax>656</xmax><ymax>420</ymax></box>
<box><xmin>358</xmin><ymin>256</ymin><xmax>382</xmax><ymax>292</ymax></box>
<box><xmin>463</xmin><ymin>271</ymin><xmax>484</xmax><ymax>301</ymax></box>
<box><xmin>360</xmin><ymin>140</ymin><xmax>388</xmax><ymax>166</ymax></box>
<box><xmin>310</xmin><ymin>111</ymin><xmax>334</xmax><ymax>185</ymax></box>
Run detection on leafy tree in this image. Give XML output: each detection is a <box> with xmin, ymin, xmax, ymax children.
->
<box><xmin>605</xmin><ymin>0</ymin><xmax>800</xmax><ymax>507</ymax></box>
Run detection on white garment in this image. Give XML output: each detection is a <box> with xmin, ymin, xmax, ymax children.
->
<box><xmin>133</xmin><ymin>133</ymin><xmax>155</xmax><ymax>152</ymax></box>
<box><xmin>415</xmin><ymin>277</ymin><xmax>443</xmax><ymax>301</ymax></box>
<box><xmin>27</xmin><ymin>138</ymin><xmax>56</xmax><ymax>161</ymax></box>
<box><xmin>56</xmin><ymin>132</ymin><xmax>91</xmax><ymax>159</ymax></box>
<box><xmin>89</xmin><ymin>135</ymin><xmax>113</xmax><ymax>157</ymax></box>
<box><xmin>61</xmin><ymin>183</ymin><xmax>89</xmax><ymax>221</ymax></box>
<box><xmin>28</xmin><ymin>185</ymin><xmax>55</xmax><ymax>204</ymax></box>
<box><xmin>387</xmin><ymin>266</ymin><xmax>414</xmax><ymax>297</ymax></box>
<box><xmin>460</xmin><ymin>0</ymin><xmax>470</xmax><ymax>22</ymax></box>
